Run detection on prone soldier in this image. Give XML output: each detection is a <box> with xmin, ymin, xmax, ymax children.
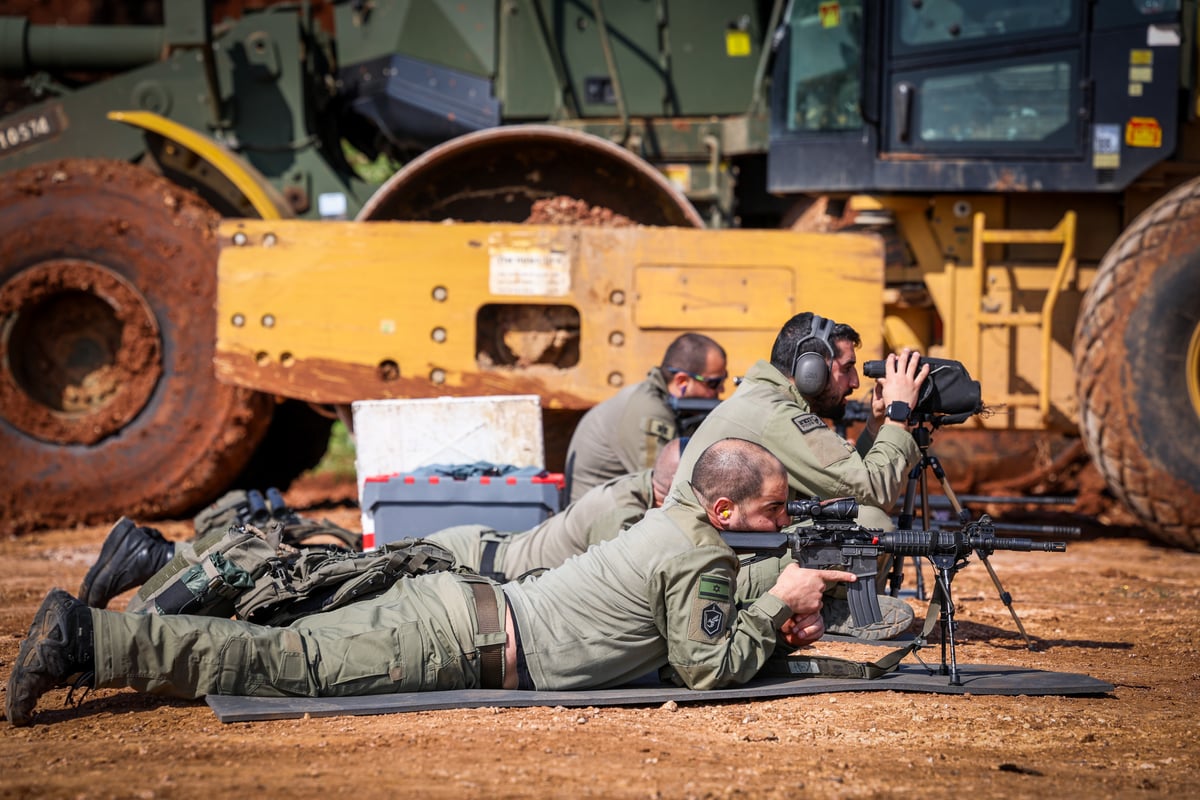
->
<box><xmin>7</xmin><ymin>438</ymin><xmax>856</xmax><ymax>726</ymax></box>
<box><xmin>77</xmin><ymin>440</ymin><xmax>686</xmax><ymax>611</ymax></box>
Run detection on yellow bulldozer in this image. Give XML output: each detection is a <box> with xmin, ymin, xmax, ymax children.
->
<box><xmin>1</xmin><ymin>1</ymin><xmax>1197</xmax><ymax>551</ymax></box>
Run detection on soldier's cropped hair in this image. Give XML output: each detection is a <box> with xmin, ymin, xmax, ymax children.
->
<box><xmin>769</xmin><ymin>312</ymin><xmax>860</xmax><ymax>373</ymax></box>
<box><xmin>662</xmin><ymin>333</ymin><xmax>726</xmax><ymax>375</ymax></box>
<box><xmin>692</xmin><ymin>438</ymin><xmax>782</xmax><ymax>505</ymax></box>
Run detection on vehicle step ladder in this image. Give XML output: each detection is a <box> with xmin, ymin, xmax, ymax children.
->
<box><xmin>970</xmin><ymin>211</ymin><xmax>1078</xmax><ymax>424</ymax></box>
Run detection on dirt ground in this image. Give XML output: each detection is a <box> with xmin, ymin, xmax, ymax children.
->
<box><xmin>2</xmin><ymin>475</ymin><xmax>1198</xmax><ymax>799</ymax></box>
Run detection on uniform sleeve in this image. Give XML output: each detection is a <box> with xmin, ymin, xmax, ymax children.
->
<box><xmin>616</xmin><ymin>388</ymin><xmax>675</xmax><ymax>472</ymax></box>
<box><xmin>733</xmin><ymin>553</ymin><xmax>797</xmax><ymax>604</ymax></box>
<box><xmin>854</xmin><ymin>423</ymin><xmax>877</xmax><ymax>457</ymax></box>
<box><xmin>764</xmin><ymin>412</ymin><xmax>919</xmax><ymax>509</ymax></box>
<box><xmin>651</xmin><ymin>546</ymin><xmax>792</xmax><ymax>690</ymax></box>
<box><xmin>585</xmin><ymin>507</ymin><xmax>647</xmax><ymax>548</ymax></box>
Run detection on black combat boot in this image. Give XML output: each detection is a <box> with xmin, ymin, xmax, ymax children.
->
<box><xmin>6</xmin><ymin>588</ymin><xmax>96</xmax><ymax>727</ymax></box>
<box><xmin>78</xmin><ymin>517</ymin><xmax>176</xmax><ymax>608</ymax></box>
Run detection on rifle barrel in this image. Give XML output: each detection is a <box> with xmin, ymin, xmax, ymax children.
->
<box><xmin>936</xmin><ymin>521</ymin><xmax>1082</xmax><ymax>538</ymax></box>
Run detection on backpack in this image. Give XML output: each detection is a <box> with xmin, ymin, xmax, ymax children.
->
<box><xmin>192</xmin><ymin>487</ymin><xmax>362</xmax><ymax>551</ymax></box>
<box><xmin>133</xmin><ymin>518</ymin><xmax>455</xmax><ymax>624</ymax></box>
<box><xmin>234</xmin><ymin>537</ymin><xmax>460</xmax><ymax>626</ymax></box>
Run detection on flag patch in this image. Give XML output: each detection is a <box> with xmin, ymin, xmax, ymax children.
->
<box><xmin>698</xmin><ymin>574</ymin><xmax>731</xmax><ymax>602</ymax></box>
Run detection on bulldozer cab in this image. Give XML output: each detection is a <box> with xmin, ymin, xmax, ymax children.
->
<box><xmin>769</xmin><ymin>0</ymin><xmax>1184</xmax><ymax>193</ymax></box>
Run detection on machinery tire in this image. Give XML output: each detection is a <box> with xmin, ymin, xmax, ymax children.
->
<box><xmin>0</xmin><ymin>159</ymin><xmax>273</xmax><ymax>533</ymax></box>
<box><xmin>230</xmin><ymin>399</ymin><xmax>335</xmax><ymax>492</ymax></box>
<box><xmin>357</xmin><ymin>124</ymin><xmax>704</xmax><ymax>227</ymax></box>
<box><xmin>1074</xmin><ymin>177</ymin><xmax>1200</xmax><ymax>551</ymax></box>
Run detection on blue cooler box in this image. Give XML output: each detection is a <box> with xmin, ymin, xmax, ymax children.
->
<box><xmin>361</xmin><ymin>468</ymin><xmax>565</xmax><ymax>549</ymax></box>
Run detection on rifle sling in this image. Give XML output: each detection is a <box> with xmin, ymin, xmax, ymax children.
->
<box><xmin>764</xmin><ymin>593</ymin><xmax>943</xmax><ymax>680</ymax></box>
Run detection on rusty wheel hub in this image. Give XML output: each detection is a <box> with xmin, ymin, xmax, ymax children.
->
<box><xmin>0</xmin><ymin>258</ymin><xmax>162</xmax><ymax>445</ymax></box>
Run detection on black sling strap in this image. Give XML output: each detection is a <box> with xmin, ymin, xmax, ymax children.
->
<box><xmin>763</xmin><ymin>593</ymin><xmax>944</xmax><ymax>680</ymax></box>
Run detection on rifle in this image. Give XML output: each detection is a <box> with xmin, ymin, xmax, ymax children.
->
<box><xmin>723</xmin><ymin>497</ymin><xmax>1067</xmax><ymax>684</ymax></box>
<box><xmin>723</xmin><ymin>497</ymin><xmax>1065</xmax><ymax>628</ymax></box>
<box><xmin>667</xmin><ymin>396</ymin><xmax>721</xmax><ymax>436</ymax></box>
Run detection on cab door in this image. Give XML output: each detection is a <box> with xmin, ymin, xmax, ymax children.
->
<box><xmin>769</xmin><ymin>0</ymin><xmax>1182</xmax><ymax>193</ymax></box>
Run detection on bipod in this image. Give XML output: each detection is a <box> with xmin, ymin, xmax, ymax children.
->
<box><xmin>917</xmin><ymin>550</ymin><xmax>966</xmax><ymax>685</ymax></box>
<box><xmin>887</xmin><ymin>419</ymin><xmax>1038</xmax><ymax>650</ymax></box>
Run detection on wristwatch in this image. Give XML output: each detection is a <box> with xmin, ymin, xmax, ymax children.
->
<box><xmin>884</xmin><ymin>400</ymin><xmax>911</xmax><ymax>423</ymax></box>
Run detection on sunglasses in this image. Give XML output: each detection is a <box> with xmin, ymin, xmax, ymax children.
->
<box><xmin>666</xmin><ymin>367</ymin><xmax>727</xmax><ymax>391</ymax></box>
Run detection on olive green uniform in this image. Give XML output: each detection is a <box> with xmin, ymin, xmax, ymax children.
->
<box><xmin>673</xmin><ymin>360</ymin><xmax>919</xmax><ymax>528</ymax></box>
<box><xmin>93</xmin><ymin>571</ymin><xmax>506</xmax><ymax>697</ymax></box>
<box><xmin>564</xmin><ymin>368</ymin><xmax>676</xmax><ymax>503</ymax></box>
<box><xmin>89</xmin><ymin>484</ymin><xmax>791</xmax><ymax>697</ymax></box>
<box><xmin>427</xmin><ymin>469</ymin><xmax>654</xmax><ymax>580</ymax></box>
<box><xmin>502</xmin><ymin>483</ymin><xmax>790</xmax><ymax>690</ymax></box>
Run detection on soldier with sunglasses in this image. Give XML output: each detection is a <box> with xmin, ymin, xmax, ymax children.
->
<box><xmin>564</xmin><ymin>332</ymin><xmax>728</xmax><ymax>503</ymax></box>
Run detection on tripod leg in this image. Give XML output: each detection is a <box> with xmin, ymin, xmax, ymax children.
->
<box><xmin>913</xmin><ymin>467</ymin><xmax>930</xmax><ymax>600</ymax></box>
<box><xmin>895</xmin><ymin>463</ymin><xmax>925</xmax><ymax>599</ymax></box>
<box><xmin>978</xmin><ymin>552</ymin><xmax>1036</xmax><ymax>650</ymax></box>
<box><xmin>898</xmin><ymin>465</ymin><xmax>920</xmax><ymax>530</ymax></box>
<box><xmin>928</xmin><ymin>456</ymin><xmax>1036</xmax><ymax>649</ymax></box>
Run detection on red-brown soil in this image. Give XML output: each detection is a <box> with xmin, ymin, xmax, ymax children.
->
<box><xmin>2</xmin><ymin>473</ymin><xmax>1198</xmax><ymax>798</ymax></box>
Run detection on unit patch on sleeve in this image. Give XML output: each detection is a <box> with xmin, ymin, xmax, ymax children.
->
<box><xmin>792</xmin><ymin>413</ymin><xmax>825</xmax><ymax>434</ymax></box>
<box><xmin>689</xmin><ymin>598</ymin><xmax>729</xmax><ymax>641</ymax></box>
<box><xmin>700</xmin><ymin>603</ymin><xmax>726</xmax><ymax>637</ymax></box>
<box><xmin>643</xmin><ymin>418</ymin><xmax>676</xmax><ymax>440</ymax></box>
<box><xmin>689</xmin><ymin>574</ymin><xmax>732</xmax><ymax>641</ymax></box>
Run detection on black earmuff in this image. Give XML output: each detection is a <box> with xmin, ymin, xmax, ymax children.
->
<box><xmin>792</xmin><ymin>315</ymin><xmax>836</xmax><ymax>396</ymax></box>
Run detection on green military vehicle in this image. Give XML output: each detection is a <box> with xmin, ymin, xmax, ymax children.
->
<box><xmin>1</xmin><ymin>0</ymin><xmax>1197</xmax><ymax>552</ymax></box>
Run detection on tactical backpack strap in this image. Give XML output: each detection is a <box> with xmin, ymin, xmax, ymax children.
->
<box><xmin>277</xmin><ymin>518</ymin><xmax>362</xmax><ymax>551</ymax></box>
<box><xmin>129</xmin><ymin>523</ymin><xmax>282</xmax><ymax>617</ymax></box>
<box><xmin>457</xmin><ymin>573</ymin><xmax>506</xmax><ymax>689</ymax></box>
<box><xmin>192</xmin><ymin>490</ymin><xmax>251</xmax><ymax>541</ymax></box>
<box><xmin>479</xmin><ymin>540</ymin><xmax>501</xmax><ymax>581</ymax></box>
<box><xmin>235</xmin><ymin>538</ymin><xmax>459</xmax><ymax>627</ymax></box>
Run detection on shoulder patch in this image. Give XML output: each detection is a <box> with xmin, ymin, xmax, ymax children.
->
<box><xmin>688</xmin><ymin>573</ymin><xmax>733</xmax><ymax>642</ymax></box>
<box><xmin>689</xmin><ymin>596</ymin><xmax>730</xmax><ymax>641</ymax></box>
<box><xmin>697</xmin><ymin>574</ymin><xmax>731</xmax><ymax>602</ymax></box>
<box><xmin>792</xmin><ymin>413</ymin><xmax>826</xmax><ymax>434</ymax></box>
<box><xmin>700</xmin><ymin>603</ymin><xmax>726</xmax><ymax>638</ymax></box>
<box><xmin>644</xmin><ymin>418</ymin><xmax>675</xmax><ymax>439</ymax></box>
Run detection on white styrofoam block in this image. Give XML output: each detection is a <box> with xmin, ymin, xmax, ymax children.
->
<box><xmin>352</xmin><ymin>395</ymin><xmax>545</xmax><ymax>529</ymax></box>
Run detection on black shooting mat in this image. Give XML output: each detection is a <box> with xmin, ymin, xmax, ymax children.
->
<box><xmin>206</xmin><ymin>663</ymin><xmax>1114</xmax><ymax>723</ymax></box>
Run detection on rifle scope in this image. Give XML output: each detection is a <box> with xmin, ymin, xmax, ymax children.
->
<box><xmin>786</xmin><ymin>497</ymin><xmax>858</xmax><ymax>521</ymax></box>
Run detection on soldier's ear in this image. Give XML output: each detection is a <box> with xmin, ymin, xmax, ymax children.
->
<box><xmin>668</xmin><ymin>371</ymin><xmax>690</xmax><ymax>398</ymax></box>
<box><xmin>712</xmin><ymin>498</ymin><xmax>735</xmax><ymax>527</ymax></box>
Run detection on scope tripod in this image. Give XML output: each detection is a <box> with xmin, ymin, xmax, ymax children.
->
<box><xmin>886</xmin><ymin>420</ymin><xmax>1038</xmax><ymax>665</ymax></box>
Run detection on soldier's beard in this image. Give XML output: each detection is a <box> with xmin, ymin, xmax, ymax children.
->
<box><xmin>810</xmin><ymin>387</ymin><xmax>848</xmax><ymax>422</ymax></box>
